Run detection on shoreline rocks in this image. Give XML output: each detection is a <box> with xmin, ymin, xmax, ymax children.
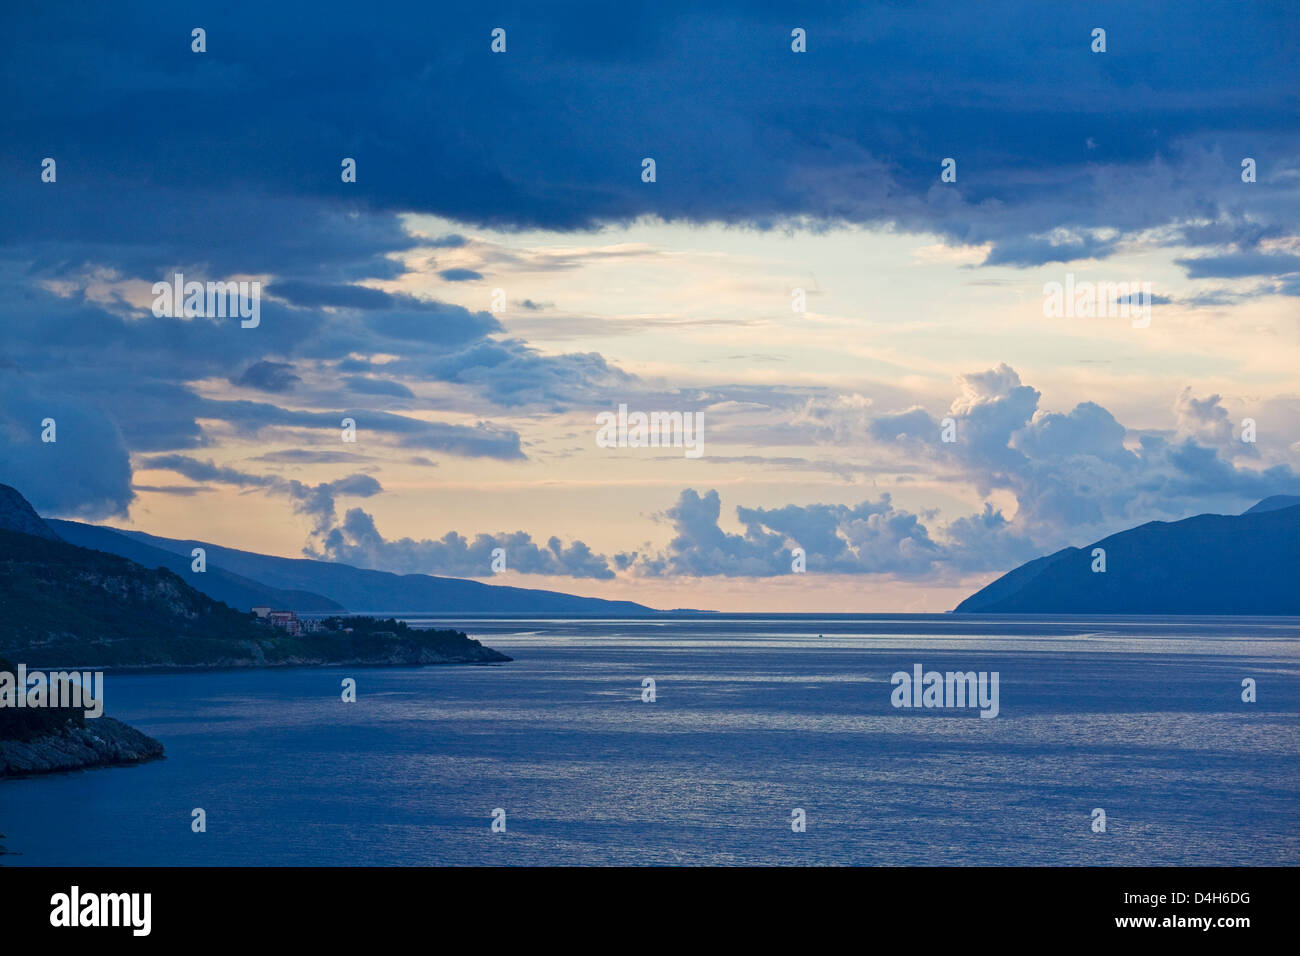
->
<box><xmin>0</xmin><ymin>716</ymin><xmax>164</xmax><ymax>779</ymax></box>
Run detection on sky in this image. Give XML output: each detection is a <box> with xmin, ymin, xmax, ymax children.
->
<box><xmin>1</xmin><ymin>1</ymin><xmax>1298</xmax><ymax>611</ymax></box>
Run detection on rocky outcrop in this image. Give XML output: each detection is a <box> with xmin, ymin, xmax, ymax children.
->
<box><xmin>0</xmin><ymin>716</ymin><xmax>163</xmax><ymax>778</ymax></box>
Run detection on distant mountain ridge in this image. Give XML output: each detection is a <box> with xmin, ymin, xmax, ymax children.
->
<box><xmin>6</xmin><ymin>475</ymin><xmax>664</xmax><ymax>615</ymax></box>
<box><xmin>0</xmin><ymin>524</ymin><xmax>278</xmax><ymax>665</ymax></box>
<box><xmin>47</xmin><ymin>520</ymin><xmax>662</xmax><ymax>616</ymax></box>
<box><xmin>1244</xmin><ymin>495</ymin><xmax>1300</xmax><ymax>515</ymax></box>
<box><xmin>50</xmin><ymin>520</ymin><xmax>346</xmax><ymax>613</ymax></box>
<box><xmin>956</xmin><ymin>500</ymin><xmax>1300</xmax><ymax>615</ymax></box>
<box><xmin>0</xmin><ymin>482</ymin><xmax>511</xmax><ymax>669</ymax></box>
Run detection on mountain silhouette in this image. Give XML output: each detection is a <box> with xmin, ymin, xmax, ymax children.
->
<box><xmin>47</xmin><ymin>520</ymin><xmax>662</xmax><ymax>615</ymax></box>
<box><xmin>1243</xmin><ymin>495</ymin><xmax>1300</xmax><ymax>515</ymax></box>
<box><xmin>0</xmin><ymin>483</ymin><xmax>511</xmax><ymax>668</ymax></box>
<box><xmin>49</xmin><ymin>519</ymin><xmax>345</xmax><ymax>613</ymax></box>
<box><xmin>955</xmin><ymin>499</ymin><xmax>1300</xmax><ymax>614</ymax></box>
<box><xmin>0</xmin><ymin>483</ymin><xmax>62</xmax><ymax>541</ymax></box>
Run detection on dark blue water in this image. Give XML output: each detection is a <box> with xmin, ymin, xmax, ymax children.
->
<box><xmin>2</xmin><ymin>615</ymin><xmax>1297</xmax><ymax>865</ymax></box>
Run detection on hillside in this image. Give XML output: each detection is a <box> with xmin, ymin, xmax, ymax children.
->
<box><xmin>0</xmin><ymin>526</ymin><xmax>276</xmax><ymax>665</ymax></box>
<box><xmin>50</xmin><ymin>520</ymin><xmax>662</xmax><ymax>615</ymax></box>
<box><xmin>955</xmin><ymin>500</ymin><xmax>1300</xmax><ymax>614</ymax></box>
<box><xmin>0</xmin><ymin>484</ymin><xmax>61</xmax><ymax>541</ymax></box>
<box><xmin>50</xmin><ymin>520</ymin><xmax>344</xmax><ymax>614</ymax></box>
<box><xmin>0</xmin><ymin>483</ymin><xmax>509</xmax><ymax>668</ymax></box>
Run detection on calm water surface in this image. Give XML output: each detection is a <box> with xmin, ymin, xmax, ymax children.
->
<box><xmin>2</xmin><ymin>615</ymin><xmax>1297</xmax><ymax>865</ymax></box>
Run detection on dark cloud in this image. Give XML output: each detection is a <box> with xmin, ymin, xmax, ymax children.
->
<box><xmin>0</xmin><ymin>270</ymin><xmax>552</xmax><ymax>515</ymax></box>
<box><xmin>232</xmin><ymin>360</ymin><xmax>301</xmax><ymax>393</ymax></box>
<box><xmin>2</xmin><ymin>2</ymin><xmax>1295</xmax><ymax>269</ymax></box>
<box><xmin>361</xmin><ymin>303</ymin><xmax>499</xmax><ymax>344</ymax></box>
<box><xmin>343</xmin><ymin>377</ymin><xmax>415</xmax><ymax>398</ymax></box>
<box><xmin>249</xmin><ymin>449</ymin><xmax>378</xmax><ymax>464</ymax></box>
<box><xmin>0</xmin><ymin>369</ymin><xmax>134</xmax><ymax>518</ymax></box>
<box><xmin>2</xmin><ymin>2</ymin><xmax>1296</xmax><ymax>536</ymax></box>
<box><xmin>140</xmin><ymin>454</ymin><xmax>384</xmax><ymax>537</ymax></box>
<box><xmin>983</xmin><ymin>234</ymin><xmax>1120</xmax><ymax>268</ymax></box>
<box><xmin>1117</xmin><ymin>292</ymin><xmax>1171</xmax><ymax>306</ymax></box>
<box><xmin>141</xmin><ymin>455</ymin><xmax>274</xmax><ymax>487</ymax></box>
<box><xmin>131</xmin><ymin>484</ymin><xmax>206</xmax><ymax>496</ymax></box>
<box><xmin>193</xmin><ymin>398</ymin><xmax>526</xmax><ymax>458</ymax></box>
<box><xmin>414</xmin><ymin>341</ymin><xmax>635</xmax><ymax>408</ymax></box>
<box><xmin>268</xmin><ymin>281</ymin><xmax>397</xmax><ymax>310</ymax></box>
<box><xmin>438</xmin><ymin>268</ymin><xmax>483</xmax><ymax>282</ymax></box>
<box><xmin>1173</xmin><ymin>252</ymin><xmax>1300</xmax><ymax>279</ymax></box>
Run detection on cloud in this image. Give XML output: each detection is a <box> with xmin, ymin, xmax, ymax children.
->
<box><xmin>628</xmin><ymin>488</ymin><xmax>1032</xmax><ymax>578</ymax></box>
<box><xmin>0</xmin><ymin>369</ymin><xmax>133</xmax><ymax>519</ymax></box>
<box><xmin>139</xmin><ymin>454</ymin><xmax>384</xmax><ymax>536</ymax></box>
<box><xmin>629</xmin><ymin>367</ymin><xmax>1300</xmax><ymax>579</ymax></box>
<box><xmin>428</xmin><ymin>234</ymin><xmax>468</xmax><ymax>248</ymax></box>
<box><xmin>0</xmin><ymin>180</ymin><xmax>643</xmax><ymax>514</ymax></box>
<box><xmin>232</xmin><ymin>360</ymin><xmax>301</xmax><ymax>393</ymax></box>
<box><xmin>982</xmin><ymin>233</ymin><xmax>1120</xmax><ymax>268</ymax></box>
<box><xmin>343</xmin><ymin>377</ymin><xmax>415</xmax><ymax>398</ymax></box>
<box><xmin>249</xmin><ymin>449</ymin><xmax>379</xmax><ymax>464</ymax></box>
<box><xmin>309</xmin><ymin>507</ymin><xmax>615</xmax><ymax>578</ymax></box>
<box><xmin>129</xmin><ymin>454</ymin><xmax>611</xmax><ymax>580</ymax></box>
<box><xmin>866</xmin><ymin>365</ymin><xmax>1300</xmax><ymax>541</ymax></box>
<box><xmin>140</xmin><ymin>455</ymin><xmax>275</xmax><ymax>488</ymax></box>
<box><xmin>438</xmin><ymin>268</ymin><xmax>483</xmax><ymax>282</ymax></box>
<box><xmin>193</xmin><ymin>398</ymin><xmax>526</xmax><ymax>459</ymax></box>
<box><xmin>287</xmin><ymin>475</ymin><xmax>384</xmax><ymax>534</ymax></box>
<box><xmin>415</xmin><ymin>340</ymin><xmax>635</xmax><ymax>408</ymax></box>
<box><xmin>4</xmin><ymin>2</ymin><xmax>1298</xmax><ymax>567</ymax></box>
<box><xmin>1174</xmin><ymin>252</ymin><xmax>1300</xmax><ymax>279</ymax></box>
<box><xmin>3</xmin><ymin>3</ymin><xmax>1296</xmax><ymax>268</ymax></box>
<box><xmin>268</xmin><ymin>281</ymin><xmax>397</xmax><ymax>310</ymax></box>
<box><xmin>1173</xmin><ymin>388</ymin><xmax>1235</xmax><ymax>445</ymax></box>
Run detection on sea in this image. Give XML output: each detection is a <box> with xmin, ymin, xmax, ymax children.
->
<box><xmin>2</xmin><ymin>615</ymin><xmax>1297</xmax><ymax>866</ymax></box>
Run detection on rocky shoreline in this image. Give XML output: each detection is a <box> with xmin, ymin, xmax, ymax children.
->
<box><xmin>0</xmin><ymin>716</ymin><xmax>164</xmax><ymax>779</ymax></box>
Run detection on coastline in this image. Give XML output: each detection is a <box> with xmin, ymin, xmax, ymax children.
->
<box><xmin>21</xmin><ymin>647</ymin><xmax>513</xmax><ymax>675</ymax></box>
<box><xmin>0</xmin><ymin>716</ymin><xmax>164</xmax><ymax>780</ymax></box>
<box><xmin>1</xmin><ymin>645</ymin><xmax>508</xmax><ymax>780</ymax></box>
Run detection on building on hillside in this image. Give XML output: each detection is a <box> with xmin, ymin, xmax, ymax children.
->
<box><xmin>266</xmin><ymin>610</ymin><xmax>301</xmax><ymax>636</ymax></box>
<box><xmin>251</xmin><ymin>605</ymin><xmax>272</xmax><ymax>619</ymax></box>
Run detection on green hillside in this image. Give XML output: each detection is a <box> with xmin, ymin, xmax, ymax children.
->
<box><xmin>0</xmin><ymin>527</ymin><xmax>508</xmax><ymax>668</ymax></box>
